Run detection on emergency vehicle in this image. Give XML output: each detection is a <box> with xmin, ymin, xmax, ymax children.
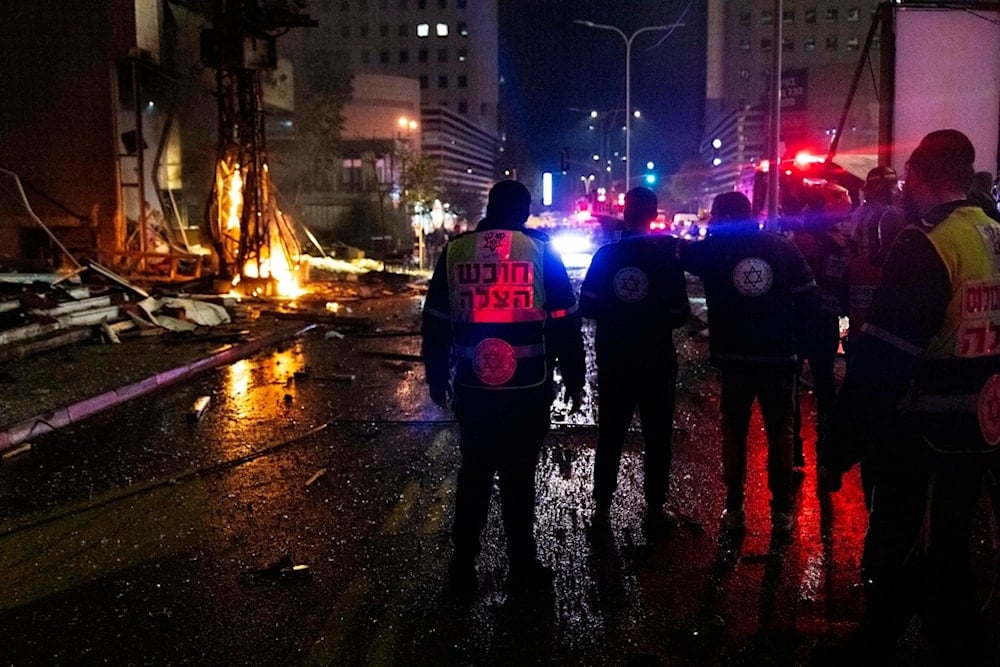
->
<box><xmin>735</xmin><ymin>151</ymin><xmax>864</xmax><ymax>226</ymax></box>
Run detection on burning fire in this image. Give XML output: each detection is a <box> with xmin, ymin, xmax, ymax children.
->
<box><xmin>216</xmin><ymin>159</ymin><xmax>305</xmax><ymax>299</ymax></box>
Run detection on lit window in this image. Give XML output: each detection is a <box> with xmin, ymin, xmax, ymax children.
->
<box><xmin>848</xmin><ymin>8</ymin><xmax>861</xmax><ymax>22</ymax></box>
<box><xmin>457</xmin><ymin>48</ymin><xmax>467</xmax><ymax>62</ymax></box>
<box><xmin>436</xmin><ymin>23</ymin><xmax>448</xmax><ymax>37</ymax></box>
<box><xmin>416</xmin><ymin>23</ymin><xmax>429</xmax><ymax>37</ymax></box>
<box><xmin>739</xmin><ymin>68</ymin><xmax>750</xmax><ymax>80</ymax></box>
<box><xmin>458</xmin><ymin>22</ymin><xmax>468</xmax><ymax>36</ymax></box>
<box><xmin>739</xmin><ymin>39</ymin><xmax>751</xmax><ymax>53</ymax></box>
<box><xmin>804</xmin><ymin>36</ymin><xmax>816</xmax><ymax>52</ymax></box>
<box><xmin>846</xmin><ymin>36</ymin><xmax>859</xmax><ymax>51</ymax></box>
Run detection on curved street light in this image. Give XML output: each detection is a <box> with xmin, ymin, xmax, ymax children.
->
<box><xmin>574</xmin><ymin>19</ymin><xmax>685</xmax><ymax>190</ymax></box>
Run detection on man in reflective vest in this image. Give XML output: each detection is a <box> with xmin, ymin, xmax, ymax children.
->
<box><xmin>580</xmin><ymin>186</ymin><xmax>690</xmax><ymax>535</ymax></box>
<box><xmin>821</xmin><ymin>129</ymin><xmax>999</xmax><ymax>663</ymax></box>
<box><xmin>421</xmin><ymin>180</ymin><xmax>586</xmax><ymax>597</ymax></box>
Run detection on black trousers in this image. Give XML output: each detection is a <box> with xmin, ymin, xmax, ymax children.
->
<box><xmin>452</xmin><ymin>388</ymin><xmax>551</xmax><ymax>569</ymax></box>
<box><xmin>794</xmin><ymin>312</ymin><xmax>841</xmax><ymax>460</ymax></box>
<box><xmin>859</xmin><ymin>462</ymin><xmax>988</xmax><ymax>664</ymax></box>
<box><xmin>718</xmin><ymin>364</ymin><xmax>796</xmax><ymax>514</ymax></box>
<box><xmin>592</xmin><ymin>362</ymin><xmax>677</xmax><ymax>511</ymax></box>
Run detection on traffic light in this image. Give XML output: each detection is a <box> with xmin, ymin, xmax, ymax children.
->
<box><xmin>560</xmin><ymin>147</ymin><xmax>569</xmax><ymax>174</ymax></box>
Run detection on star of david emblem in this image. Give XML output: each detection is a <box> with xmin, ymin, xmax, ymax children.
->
<box><xmin>613</xmin><ymin>266</ymin><xmax>648</xmax><ymax>303</ymax></box>
<box><xmin>481</xmin><ymin>231</ymin><xmax>506</xmax><ymax>254</ymax></box>
<box><xmin>732</xmin><ymin>257</ymin><xmax>773</xmax><ymax>296</ymax></box>
<box><xmin>473</xmin><ymin>337</ymin><xmax>516</xmax><ymax>386</ymax></box>
<box><xmin>977</xmin><ymin>373</ymin><xmax>1000</xmax><ymax>446</ymax></box>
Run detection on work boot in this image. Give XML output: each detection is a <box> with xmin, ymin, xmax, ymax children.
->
<box><xmin>720</xmin><ymin>508</ymin><xmax>745</xmax><ymax>532</ymax></box>
<box><xmin>643</xmin><ymin>507</ymin><xmax>680</xmax><ymax>537</ymax></box>
<box><xmin>590</xmin><ymin>500</ymin><xmax>611</xmax><ymax>529</ymax></box>
<box><xmin>505</xmin><ymin>559</ymin><xmax>554</xmax><ymax>595</ymax></box>
<box><xmin>772</xmin><ymin>511</ymin><xmax>794</xmax><ymax>538</ymax></box>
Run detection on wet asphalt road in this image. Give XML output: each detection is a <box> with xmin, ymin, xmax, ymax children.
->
<box><xmin>0</xmin><ymin>283</ymin><xmax>998</xmax><ymax>666</ymax></box>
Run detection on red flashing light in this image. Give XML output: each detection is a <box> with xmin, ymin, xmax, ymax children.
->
<box><xmin>793</xmin><ymin>150</ymin><xmax>826</xmax><ymax>168</ymax></box>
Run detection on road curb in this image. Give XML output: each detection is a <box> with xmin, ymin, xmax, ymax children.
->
<box><xmin>0</xmin><ymin>323</ymin><xmax>317</xmax><ymax>453</ymax></box>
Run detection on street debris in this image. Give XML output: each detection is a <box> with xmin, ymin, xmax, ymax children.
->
<box><xmin>186</xmin><ymin>396</ymin><xmax>212</xmax><ymax>423</ymax></box>
<box><xmin>1</xmin><ymin>442</ymin><xmax>31</xmax><ymax>461</ymax></box>
<box><xmin>247</xmin><ymin>555</ymin><xmax>310</xmax><ymax>581</ymax></box>
<box><xmin>305</xmin><ymin>468</ymin><xmax>327</xmax><ymax>486</ymax></box>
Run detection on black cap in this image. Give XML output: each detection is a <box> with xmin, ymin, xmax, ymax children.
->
<box><xmin>485</xmin><ymin>180</ymin><xmax>531</xmax><ymax>224</ymax></box>
<box><xmin>711</xmin><ymin>191</ymin><xmax>752</xmax><ymax>220</ymax></box>
<box><xmin>865</xmin><ymin>165</ymin><xmax>897</xmax><ymax>183</ymax></box>
<box><xmin>907</xmin><ymin>129</ymin><xmax>976</xmax><ymax>190</ymax></box>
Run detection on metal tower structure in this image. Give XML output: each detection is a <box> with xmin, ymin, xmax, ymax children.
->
<box><xmin>201</xmin><ymin>0</ymin><xmax>315</xmax><ymax>293</ymax></box>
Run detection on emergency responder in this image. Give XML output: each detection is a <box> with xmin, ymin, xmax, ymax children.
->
<box><xmin>579</xmin><ymin>186</ymin><xmax>691</xmax><ymax>533</ymax></box>
<box><xmin>681</xmin><ymin>192</ymin><xmax>820</xmax><ymax>538</ymax></box>
<box><xmin>969</xmin><ymin>170</ymin><xmax>1000</xmax><ymax>222</ymax></box>
<box><xmin>843</xmin><ymin>203</ymin><xmax>907</xmax><ymax>366</ymax></box>
<box><xmin>421</xmin><ymin>179</ymin><xmax>586</xmax><ymax>597</ymax></box>
<box><xmin>846</xmin><ymin>166</ymin><xmax>900</xmax><ymax>254</ymax></box>
<box><xmin>820</xmin><ymin>129</ymin><xmax>999</xmax><ymax>663</ymax></box>
<box><xmin>789</xmin><ymin>184</ymin><xmax>855</xmax><ymax>467</ymax></box>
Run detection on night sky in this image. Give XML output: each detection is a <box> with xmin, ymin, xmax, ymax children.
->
<box><xmin>498</xmin><ymin>0</ymin><xmax>707</xmax><ymax>191</ymax></box>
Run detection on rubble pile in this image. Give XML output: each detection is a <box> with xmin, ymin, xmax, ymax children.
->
<box><xmin>0</xmin><ymin>262</ymin><xmax>236</xmax><ymax>364</ymax></box>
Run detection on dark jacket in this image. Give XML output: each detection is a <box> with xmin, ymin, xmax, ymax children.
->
<box><xmin>681</xmin><ymin>221</ymin><xmax>819</xmax><ymax>367</ymax></box>
<box><xmin>579</xmin><ymin>231</ymin><xmax>690</xmax><ymax>369</ymax></box>
<box><xmin>823</xmin><ymin>201</ymin><xmax>1000</xmax><ymax>474</ymax></box>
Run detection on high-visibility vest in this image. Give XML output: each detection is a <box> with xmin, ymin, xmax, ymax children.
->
<box><xmin>904</xmin><ymin>206</ymin><xmax>1000</xmax><ymax>453</ymax></box>
<box><xmin>445</xmin><ymin>229</ymin><xmax>548</xmax><ymax>389</ymax></box>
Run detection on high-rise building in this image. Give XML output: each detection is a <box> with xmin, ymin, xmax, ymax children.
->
<box><xmin>290</xmin><ymin>0</ymin><xmax>500</xmax><ymax>201</ymax></box>
<box><xmin>702</xmin><ymin>0</ymin><xmax>883</xmax><ymax>204</ymax></box>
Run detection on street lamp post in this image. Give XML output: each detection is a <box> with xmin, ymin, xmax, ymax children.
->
<box><xmin>574</xmin><ymin>19</ymin><xmax>684</xmax><ymax>190</ymax></box>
